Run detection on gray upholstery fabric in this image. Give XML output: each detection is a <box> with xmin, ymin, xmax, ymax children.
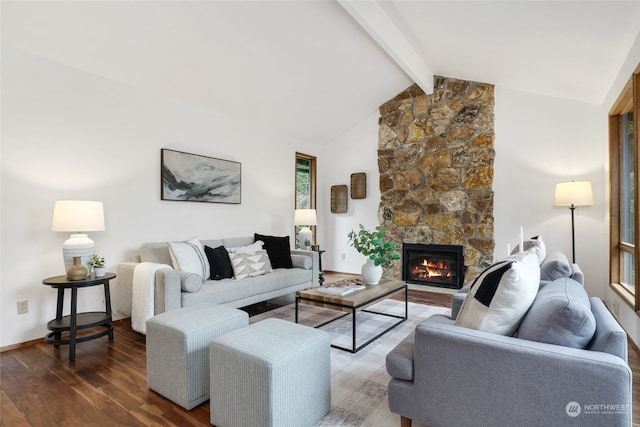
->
<box><xmin>518</xmin><ymin>277</ymin><xmax>595</xmax><ymax>348</ymax></box>
<box><xmin>540</xmin><ymin>251</ymin><xmax>572</xmax><ymax>282</ymax></box>
<box><xmin>116</xmin><ymin>237</ymin><xmax>319</xmax><ymax>316</ymax></box>
<box><xmin>587</xmin><ymin>297</ymin><xmax>628</xmax><ymax>361</ymax></box>
<box><xmin>450</xmin><ymin>283</ymin><xmax>471</xmax><ymax>320</ymax></box>
<box><xmin>179</xmin><ymin>271</ymin><xmax>203</xmax><ymax>293</ymax></box>
<box><xmin>146</xmin><ymin>304</ymin><xmax>248</xmax><ymax>410</ymax></box>
<box><xmin>385</xmin><ymin>332</ymin><xmax>415</xmax><ymax>381</ymax></box>
<box><xmin>140</xmin><ymin>242</ymin><xmax>174</xmax><ymax>265</ymax></box>
<box><xmin>386</xmin><ymin>304</ymin><xmax>632</xmax><ymax>427</ymax></box>
<box><xmin>570</xmin><ymin>263</ymin><xmax>584</xmax><ymax>286</ymax></box>
<box><xmin>181</xmin><ymin>268</ymin><xmax>311</xmax><ymax>308</ymax></box>
<box><xmin>291</xmin><ymin>253</ymin><xmax>312</xmax><ymax>269</ymax></box>
<box><xmin>210</xmin><ymin>318</ymin><xmax>331</xmax><ymax>427</ymax></box>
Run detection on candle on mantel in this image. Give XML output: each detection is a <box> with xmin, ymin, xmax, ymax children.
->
<box><xmin>519</xmin><ymin>226</ymin><xmax>524</xmax><ymax>252</ymax></box>
<box><xmin>507</xmin><ymin>243</ymin><xmax>511</xmax><ymax>257</ymax></box>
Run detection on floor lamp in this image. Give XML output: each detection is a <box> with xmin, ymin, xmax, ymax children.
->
<box><xmin>554</xmin><ymin>181</ymin><xmax>593</xmax><ymax>263</ymax></box>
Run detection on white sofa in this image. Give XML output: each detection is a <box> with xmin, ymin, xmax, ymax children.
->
<box><xmin>116</xmin><ymin>236</ymin><xmax>319</xmax><ymax>317</ymax></box>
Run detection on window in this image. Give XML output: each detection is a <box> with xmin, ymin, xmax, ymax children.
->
<box><xmin>295</xmin><ymin>153</ymin><xmax>316</xmax><ymax>245</ymax></box>
<box><xmin>609</xmin><ymin>65</ymin><xmax>640</xmax><ymax>311</ymax></box>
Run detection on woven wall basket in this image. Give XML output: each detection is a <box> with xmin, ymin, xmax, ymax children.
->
<box><xmin>331</xmin><ymin>185</ymin><xmax>348</xmax><ymax>213</ymax></box>
<box><xmin>350</xmin><ymin>173</ymin><xmax>366</xmax><ymax>199</ymax></box>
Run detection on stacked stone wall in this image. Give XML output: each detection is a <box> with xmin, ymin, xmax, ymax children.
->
<box><xmin>378</xmin><ymin>76</ymin><xmax>495</xmax><ymax>283</ymax></box>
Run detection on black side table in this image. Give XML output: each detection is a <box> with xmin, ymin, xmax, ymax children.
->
<box><xmin>316</xmin><ymin>249</ymin><xmax>326</xmax><ymax>285</ymax></box>
<box><xmin>42</xmin><ymin>272</ymin><xmax>116</xmax><ymax>361</ymax></box>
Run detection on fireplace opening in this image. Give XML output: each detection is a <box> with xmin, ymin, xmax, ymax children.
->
<box><xmin>402</xmin><ymin>243</ymin><xmax>464</xmax><ymax>289</ymax></box>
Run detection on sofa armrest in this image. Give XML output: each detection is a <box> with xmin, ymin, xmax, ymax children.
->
<box><xmin>291</xmin><ymin>249</ymin><xmax>319</xmax><ymax>286</ymax></box>
<box><xmin>154</xmin><ymin>268</ymin><xmax>182</xmax><ymax>314</ymax></box>
<box><xmin>116</xmin><ymin>262</ymin><xmax>137</xmax><ymax>316</ymax></box>
<box><xmin>409</xmin><ymin>315</ymin><xmax>632</xmax><ymax>426</ymax></box>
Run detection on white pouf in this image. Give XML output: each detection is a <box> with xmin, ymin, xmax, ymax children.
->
<box><xmin>146</xmin><ymin>304</ymin><xmax>248</xmax><ymax>409</ymax></box>
<box><xmin>210</xmin><ymin>318</ymin><xmax>331</xmax><ymax>427</ymax></box>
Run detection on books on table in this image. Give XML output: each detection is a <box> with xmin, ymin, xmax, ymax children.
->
<box><xmin>317</xmin><ymin>284</ymin><xmax>365</xmax><ymax>296</ymax></box>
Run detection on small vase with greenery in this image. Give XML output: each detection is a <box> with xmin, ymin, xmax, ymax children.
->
<box><xmin>348</xmin><ymin>224</ymin><xmax>400</xmax><ymax>284</ymax></box>
<box><xmin>89</xmin><ymin>254</ymin><xmax>106</xmax><ymax>277</ymax></box>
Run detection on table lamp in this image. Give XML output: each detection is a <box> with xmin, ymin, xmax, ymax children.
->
<box><xmin>294</xmin><ymin>209</ymin><xmax>317</xmax><ymax>250</ymax></box>
<box><xmin>51</xmin><ymin>200</ymin><xmax>105</xmax><ymax>273</ymax></box>
<box><xmin>554</xmin><ymin>181</ymin><xmax>593</xmax><ymax>263</ymax></box>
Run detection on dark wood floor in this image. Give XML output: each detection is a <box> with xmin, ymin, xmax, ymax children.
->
<box><xmin>1</xmin><ymin>272</ymin><xmax>639</xmax><ymax>426</ymax></box>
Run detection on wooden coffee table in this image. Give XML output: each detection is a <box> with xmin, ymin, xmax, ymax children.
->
<box><xmin>295</xmin><ymin>279</ymin><xmax>407</xmax><ymax>353</ymax></box>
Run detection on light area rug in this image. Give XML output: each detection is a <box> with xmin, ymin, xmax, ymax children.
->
<box><xmin>249</xmin><ymin>299</ymin><xmax>451</xmax><ymax>427</ymax></box>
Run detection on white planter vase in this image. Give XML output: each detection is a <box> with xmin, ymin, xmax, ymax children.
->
<box><xmin>93</xmin><ymin>267</ymin><xmax>106</xmax><ymax>277</ymax></box>
<box><xmin>361</xmin><ymin>259</ymin><xmax>383</xmax><ymax>285</ymax></box>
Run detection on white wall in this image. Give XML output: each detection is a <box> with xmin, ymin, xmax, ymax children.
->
<box><xmin>318</xmin><ymin>111</ymin><xmax>382</xmax><ymax>274</ymax></box>
<box><xmin>493</xmin><ymin>88</ymin><xmax>606</xmax><ymax>298</ymax></box>
<box><xmin>602</xmin><ymin>32</ymin><xmax>640</xmax><ymax>348</ymax></box>
<box><xmin>322</xmin><ymin>86</ymin><xmax>608</xmax><ymax>300</ymax></box>
<box><xmin>0</xmin><ymin>47</ymin><xmax>318</xmax><ymax>347</ymax></box>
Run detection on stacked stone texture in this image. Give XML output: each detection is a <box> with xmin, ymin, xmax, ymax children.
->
<box><xmin>377</xmin><ymin>76</ymin><xmax>495</xmax><ymax>284</ymax></box>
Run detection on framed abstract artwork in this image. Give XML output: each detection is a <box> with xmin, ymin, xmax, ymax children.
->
<box><xmin>161</xmin><ymin>149</ymin><xmax>241</xmax><ymax>204</ymax></box>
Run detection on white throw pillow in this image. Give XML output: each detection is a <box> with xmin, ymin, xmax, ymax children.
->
<box><xmin>228</xmin><ymin>249</ymin><xmax>272</xmax><ymax>280</ymax></box>
<box><xmin>511</xmin><ymin>235</ymin><xmax>546</xmax><ymax>264</ymax></box>
<box><xmin>227</xmin><ymin>240</ymin><xmax>264</xmax><ymax>254</ymax></box>
<box><xmin>168</xmin><ymin>237</ymin><xmax>210</xmax><ymax>281</ymax></box>
<box><xmin>455</xmin><ymin>249</ymin><xmax>540</xmax><ymax>336</ymax></box>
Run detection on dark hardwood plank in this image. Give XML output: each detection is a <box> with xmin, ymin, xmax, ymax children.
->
<box><xmin>1</xmin><ymin>271</ymin><xmax>638</xmax><ymax>426</ymax></box>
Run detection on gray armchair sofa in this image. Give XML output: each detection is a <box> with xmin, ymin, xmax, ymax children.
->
<box><xmin>386</xmin><ymin>251</ymin><xmax>632</xmax><ymax>427</ymax></box>
<box><xmin>116</xmin><ymin>236</ymin><xmax>319</xmax><ymax>317</ymax></box>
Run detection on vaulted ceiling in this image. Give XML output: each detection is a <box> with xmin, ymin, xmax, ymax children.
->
<box><xmin>2</xmin><ymin>1</ymin><xmax>640</xmax><ymax>143</ymax></box>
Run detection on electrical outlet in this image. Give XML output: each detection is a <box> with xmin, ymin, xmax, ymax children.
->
<box><xmin>341</xmin><ymin>253</ymin><xmax>346</xmax><ymax>260</ymax></box>
<box><xmin>17</xmin><ymin>300</ymin><xmax>28</xmax><ymax>315</ymax></box>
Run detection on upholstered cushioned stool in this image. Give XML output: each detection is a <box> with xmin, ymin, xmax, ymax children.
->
<box><xmin>146</xmin><ymin>303</ymin><xmax>248</xmax><ymax>409</ymax></box>
<box><xmin>209</xmin><ymin>318</ymin><xmax>331</xmax><ymax>427</ymax></box>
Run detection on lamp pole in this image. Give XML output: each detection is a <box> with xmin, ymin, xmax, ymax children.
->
<box><xmin>569</xmin><ymin>204</ymin><xmax>576</xmax><ymax>263</ymax></box>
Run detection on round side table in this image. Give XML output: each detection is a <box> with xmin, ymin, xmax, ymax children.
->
<box><xmin>42</xmin><ymin>273</ymin><xmax>116</xmax><ymax>361</ymax></box>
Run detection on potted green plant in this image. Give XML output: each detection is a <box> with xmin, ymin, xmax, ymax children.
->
<box><xmin>89</xmin><ymin>254</ymin><xmax>106</xmax><ymax>277</ymax></box>
<box><xmin>348</xmin><ymin>224</ymin><xmax>400</xmax><ymax>285</ymax></box>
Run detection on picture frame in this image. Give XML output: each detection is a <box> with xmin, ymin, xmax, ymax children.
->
<box><xmin>161</xmin><ymin>148</ymin><xmax>241</xmax><ymax>204</ymax></box>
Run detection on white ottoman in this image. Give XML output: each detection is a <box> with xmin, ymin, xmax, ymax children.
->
<box><xmin>146</xmin><ymin>304</ymin><xmax>248</xmax><ymax>410</ymax></box>
<box><xmin>210</xmin><ymin>318</ymin><xmax>331</xmax><ymax>427</ymax></box>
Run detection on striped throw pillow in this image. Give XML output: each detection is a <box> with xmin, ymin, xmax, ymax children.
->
<box><xmin>168</xmin><ymin>237</ymin><xmax>210</xmax><ymax>281</ymax></box>
<box><xmin>455</xmin><ymin>250</ymin><xmax>540</xmax><ymax>336</ymax></box>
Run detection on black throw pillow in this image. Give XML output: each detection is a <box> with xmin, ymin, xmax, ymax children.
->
<box><xmin>254</xmin><ymin>233</ymin><xmax>293</xmax><ymax>269</ymax></box>
<box><xmin>204</xmin><ymin>245</ymin><xmax>233</xmax><ymax>280</ymax></box>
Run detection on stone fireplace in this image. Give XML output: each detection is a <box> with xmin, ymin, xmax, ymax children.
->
<box><xmin>378</xmin><ymin>76</ymin><xmax>495</xmax><ymax>285</ymax></box>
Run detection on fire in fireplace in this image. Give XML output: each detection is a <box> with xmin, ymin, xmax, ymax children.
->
<box><xmin>402</xmin><ymin>243</ymin><xmax>464</xmax><ymax>289</ymax></box>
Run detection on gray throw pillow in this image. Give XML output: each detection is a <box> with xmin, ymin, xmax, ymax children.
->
<box><xmin>517</xmin><ymin>277</ymin><xmax>595</xmax><ymax>349</ymax></box>
<box><xmin>539</xmin><ymin>251</ymin><xmax>572</xmax><ymax>282</ymax></box>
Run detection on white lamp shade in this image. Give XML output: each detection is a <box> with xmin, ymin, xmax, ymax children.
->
<box><xmin>554</xmin><ymin>181</ymin><xmax>593</xmax><ymax>207</ymax></box>
<box><xmin>51</xmin><ymin>200</ymin><xmax>105</xmax><ymax>231</ymax></box>
<box><xmin>294</xmin><ymin>209</ymin><xmax>317</xmax><ymax>226</ymax></box>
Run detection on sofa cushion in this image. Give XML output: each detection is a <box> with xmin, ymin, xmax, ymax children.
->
<box><xmin>455</xmin><ymin>250</ymin><xmax>540</xmax><ymax>336</ymax></box>
<box><xmin>205</xmin><ymin>245</ymin><xmax>234</xmax><ymax>280</ymax></box>
<box><xmin>168</xmin><ymin>237</ymin><xmax>210</xmax><ymax>281</ymax></box>
<box><xmin>517</xmin><ymin>277</ymin><xmax>596</xmax><ymax>349</ymax></box>
<box><xmin>539</xmin><ymin>251</ymin><xmax>572</xmax><ymax>283</ymax></box>
<box><xmin>228</xmin><ymin>240</ymin><xmax>264</xmax><ymax>254</ymax></box>
<box><xmin>254</xmin><ymin>233</ymin><xmax>293</xmax><ymax>269</ymax></box>
<box><xmin>228</xmin><ymin>249</ymin><xmax>272</xmax><ymax>280</ymax></box>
